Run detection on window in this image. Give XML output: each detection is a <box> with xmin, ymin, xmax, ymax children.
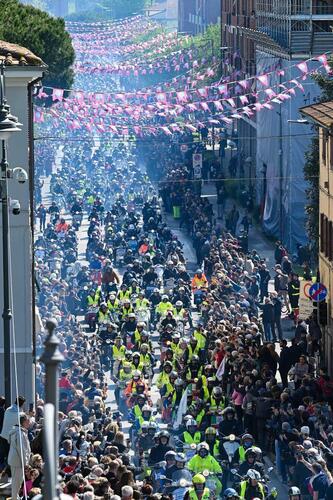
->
<box><xmin>320</xmin><ymin>213</ymin><xmax>333</xmax><ymax>261</ymax></box>
<box><xmin>322</xmin><ymin>131</ymin><xmax>328</xmax><ymax>164</ymax></box>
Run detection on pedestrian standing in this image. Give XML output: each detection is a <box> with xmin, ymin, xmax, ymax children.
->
<box><xmin>271</xmin><ymin>292</ymin><xmax>283</xmax><ymax>340</ymax></box>
<box><xmin>257</xmin><ymin>297</ymin><xmax>276</xmax><ymax>341</ymax></box>
<box><xmin>36</xmin><ymin>203</ymin><xmax>47</xmax><ymax>232</ymax></box>
<box><xmin>0</xmin><ymin>396</ymin><xmax>25</xmax><ymax>466</ymax></box>
<box><xmin>259</xmin><ymin>263</ymin><xmax>271</xmax><ymax>301</ymax></box>
<box><xmin>8</xmin><ymin>414</ymin><xmax>31</xmax><ymax>500</ymax></box>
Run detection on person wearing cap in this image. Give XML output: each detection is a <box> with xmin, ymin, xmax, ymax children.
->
<box><xmin>118</xmin><ymin>284</ymin><xmax>131</xmax><ymax>302</ymax></box>
<box><xmin>96</xmin><ymin>303</ymin><xmax>110</xmax><ymax>324</ymax></box>
<box><xmin>183</xmin><ymin>473</ymin><xmax>210</xmax><ymax>500</ymax></box>
<box><xmin>120</xmin><ymin>299</ymin><xmax>134</xmax><ymax>320</ymax></box>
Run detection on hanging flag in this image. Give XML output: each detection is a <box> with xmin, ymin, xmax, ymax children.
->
<box><xmin>240</xmin><ymin>95</ymin><xmax>249</xmax><ymax>105</ymax></box>
<box><xmin>227</xmin><ymin>98</ymin><xmax>236</xmax><ymax>108</ymax></box>
<box><xmin>239</xmin><ymin>79</ymin><xmax>248</xmax><ymax>89</ymax></box>
<box><xmin>213</xmin><ymin>100</ymin><xmax>224</xmax><ymax>111</ymax></box>
<box><xmin>297</xmin><ymin>61</ymin><xmax>308</xmax><ymax>74</ymax></box>
<box><xmin>52</xmin><ymin>88</ymin><xmax>64</xmax><ymax>101</ymax></box>
<box><xmin>257</xmin><ymin>74</ymin><xmax>269</xmax><ymax>86</ymax></box>
<box><xmin>161</xmin><ymin>126</ymin><xmax>172</xmax><ymax>136</ymax></box>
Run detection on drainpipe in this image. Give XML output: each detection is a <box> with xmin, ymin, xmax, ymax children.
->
<box><xmin>27</xmin><ymin>73</ymin><xmax>44</xmax><ymax>409</ymax></box>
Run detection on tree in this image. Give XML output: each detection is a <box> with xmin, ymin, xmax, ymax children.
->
<box><xmin>304</xmin><ymin>72</ymin><xmax>333</xmax><ymax>260</ymax></box>
<box><xmin>0</xmin><ymin>0</ymin><xmax>74</xmax><ymax>89</ymax></box>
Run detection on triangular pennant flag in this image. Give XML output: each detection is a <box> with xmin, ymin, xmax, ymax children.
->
<box><xmin>297</xmin><ymin>61</ymin><xmax>308</xmax><ymax>74</ymax></box>
<box><xmin>257</xmin><ymin>74</ymin><xmax>269</xmax><ymax>86</ymax></box>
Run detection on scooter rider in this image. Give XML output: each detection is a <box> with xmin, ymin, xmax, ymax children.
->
<box><xmin>238</xmin><ymin>447</ymin><xmax>266</xmax><ymax>479</ymax></box>
<box><xmin>219</xmin><ymin>406</ymin><xmax>243</xmax><ymax>437</ymax></box>
<box><xmin>182</xmin><ymin>418</ymin><xmax>202</xmax><ymax>446</ymax></box>
<box><xmin>148</xmin><ymin>430</ymin><xmax>173</xmax><ymax>465</ymax></box>
<box><xmin>238</xmin><ymin>469</ymin><xmax>265</xmax><ymax>500</ymax></box>
<box><xmin>204</xmin><ymin>426</ymin><xmax>221</xmax><ymax>458</ymax></box>
<box><xmin>184</xmin><ymin>473</ymin><xmax>210</xmax><ymax>500</ymax></box>
<box><xmin>188</xmin><ymin>442</ymin><xmax>222</xmax><ymax>495</ymax></box>
<box><xmin>233</xmin><ymin>434</ymin><xmax>255</xmax><ymax>465</ymax></box>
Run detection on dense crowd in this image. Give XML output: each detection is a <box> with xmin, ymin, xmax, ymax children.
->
<box><xmin>0</xmin><ymin>11</ymin><xmax>333</xmax><ymax>500</ymax></box>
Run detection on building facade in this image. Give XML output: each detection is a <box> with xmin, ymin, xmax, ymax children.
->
<box><xmin>300</xmin><ymin>101</ymin><xmax>333</xmax><ymax>375</ymax></box>
<box><xmin>0</xmin><ymin>43</ymin><xmax>45</xmax><ymax>406</ymax></box>
<box><xmin>178</xmin><ymin>0</ymin><xmax>221</xmax><ymax>34</ymax></box>
<box><xmin>221</xmin><ymin>0</ymin><xmax>333</xmax><ymax>251</ymax></box>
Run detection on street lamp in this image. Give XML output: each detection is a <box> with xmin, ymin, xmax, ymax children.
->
<box><xmin>0</xmin><ymin>62</ymin><xmax>22</xmax><ymax>406</ymax></box>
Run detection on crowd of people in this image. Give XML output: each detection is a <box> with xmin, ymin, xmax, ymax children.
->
<box><xmin>0</xmin><ymin>12</ymin><xmax>333</xmax><ymax>500</ymax></box>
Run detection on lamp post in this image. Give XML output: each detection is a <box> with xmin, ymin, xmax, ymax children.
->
<box><xmin>0</xmin><ymin>62</ymin><xmax>22</xmax><ymax>406</ymax></box>
<box><xmin>40</xmin><ymin>318</ymin><xmax>64</xmax><ymax>500</ymax></box>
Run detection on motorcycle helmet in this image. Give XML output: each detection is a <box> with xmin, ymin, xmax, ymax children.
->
<box><xmin>224</xmin><ymin>488</ymin><xmax>240</xmax><ymax>499</ymax></box>
<box><xmin>289</xmin><ymin>486</ymin><xmax>301</xmax><ymax>499</ymax></box>
<box><xmin>142</xmin><ymin>404</ymin><xmax>152</xmax><ymax>415</ymax></box>
<box><xmin>175</xmin><ymin>378</ymin><xmax>184</xmax><ymax>388</ymax></box>
<box><xmin>148</xmin><ymin>421</ymin><xmax>158</xmax><ymax>434</ymax></box>
<box><xmin>192</xmin><ymin>473</ymin><xmax>206</xmax><ymax>491</ymax></box>
<box><xmin>205</xmin><ymin>427</ymin><xmax>217</xmax><ymax>436</ymax></box>
<box><xmin>186</xmin><ymin>418</ymin><xmax>197</xmax><ymax>431</ymax></box>
<box><xmin>141</xmin><ymin>421</ymin><xmax>149</xmax><ymax>432</ymax></box>
<box><xmin>159</xmin><ymin>430</ymin><xmax>170</xmax><ymax>443</ymax></box>
<box><xmin>175</xmin><ymin>453</ymin><xmax>186</xmax><ymax>466</ymax></box>
<box><xmin>212</xmin><ymin>386</ymin><xmax>223</xmax><ymax>397</ymax></box>
<box><xmin>170</xmin><ymin>371</ymin><xmax>178</xmax><ymax>380</ymax></box>
<box><xmin>246</xmin><ymin>469</ymin><xmax>261</xmax><ymax>481</ymax></box>
<box><xmin>164</xmin><ymin>450</ymin><xmax>176</xmax><ymax>462</ymax></box>
<box><xmin>245</xmin><ymin>447</ymin><xmax>257</xmax><ymax>460</ymax></box>
<box><xmin>175</xmin><ymin>300</ymin><xmax>183</xmax><ymax>308</ymax></box>
<box><xmin>223</xmin><ymin>406</ymin><xmax>236</xmax><ymax>418</ymax></box>
<box><xmin>197</xmin><ymin>442</ymin><xmax>210</xmax><ymax>458</ymax></box>
<box><xmin>242</xmin><ymin>433</ymin><xmax>254</xmax><ymax>449</ymax></box>
<box><xmin>133</xmin><ymin>370</ymin><xmax>141</xmax><ymax>379</ymax></box>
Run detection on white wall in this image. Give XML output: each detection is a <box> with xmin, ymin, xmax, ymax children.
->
<box><xmin>0</xmin><ymin>67</ymin><xmax>43</xmax><ymax>405</ymax></box>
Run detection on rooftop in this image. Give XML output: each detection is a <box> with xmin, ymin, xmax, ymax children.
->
<box><xmin>300</xmin><ymin>101</ymin><xmax>333</xmax><ymax>128</ymax></box>
<box><xmin>0</xmin><ymin>40</ymin><xmax>44</xmax><ymax>67</ymax></box>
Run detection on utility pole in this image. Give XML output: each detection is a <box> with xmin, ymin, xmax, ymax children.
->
<box><xmin>40</xmin><ymin>318</ymin><xmax>64</xmax><ymax>500</ymax></box>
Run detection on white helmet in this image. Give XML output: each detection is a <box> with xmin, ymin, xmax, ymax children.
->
<box><xmin>186</xmin><ymin>418</ymin><xmax>197</xmax><ymax>429</ymax></box>
<box><xmin>197</xmin><ymin>442</ymin><xmax>210</xmax><ymax>452</ymax></box>
<box><xmin>246</xmin><ymin>469</ymin><xmax>261</xmax><ymax>480</ymax></box>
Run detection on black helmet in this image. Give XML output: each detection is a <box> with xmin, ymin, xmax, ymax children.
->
<box><xmin>159</xmin><ymin>430</ymin><xmax>170</xmax><ymax>440</ymax></box>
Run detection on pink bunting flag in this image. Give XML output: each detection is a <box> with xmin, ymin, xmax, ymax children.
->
<box><xmin>218</xmin><ymin>84</ymin><xmax>228</xmax><ymax>95</ymax></box>
<box><xmin>133</xmin><ymin>126</ymin><xmax>141</xmax><ymax>135</ymax></box>
<box><xmin>37</xmin><ymin>87</ymin><xmax>48</xmax><ymax>99</ymax></box>
<box><xmin>257</xmin><ymin>74</ymin><xmax>269</xmax><ymax>86</ymax></box>
<box><xmin>254</xmin><ymin>102</ymin><xmax>264</xmax><ymax>111</ymax></box>
<box><xmin>156</xmin><ymin>93</ymin><xmax>167</xmax><ymax>104</ymax></box>
<box><xmin>263</xmin><ymin>103</ymin><xmax>273</xmax><ymax>110</ymax></box>
<box><xmin>176</xmin><ymin>91</ymin><xmax>188</xmax><ymax>103</ymax></box>
<box><xmin>187</xmin><ymin>103</ymin><xmax>198</xmax><ymax>112</ymax></box>
<box><xmin>200</xmin><ymin>102</ymin><xmax>210</xmax><ymax>112</ymax></box>
<box><xmin>209</xmin><ymin>119</ymin><xmax>220</xmax><ymax>125</ymax></box>
<box><xmin>52</xmin><ymin>88</ymin><xmax>64</xmax><ymax>101</ymax></box>
<box><xmin>197</xmin><ymin>87</ymin><xmax>208</xmax><ymax>99</ymax></box>
<box><xmin>277</xmin><ymin>70</ymin><xmax>285</xmax><ymax>76</ymax></box>
<box><xmin>288</xmin><ymin>88</ymin><xmax>296</xmax><ymax>95</ymax></box>
<box><xmin>33</xmin><ymin>109</ymin><xmax>44</xmax><ymax>123</ymax></box>
<box><xmin>220</xmin><ymin>116</ymin><xmax>233</xmax><ymax>124</ymax></box>
<box><xmin>265</xmin><ymin>88</ymin><xmax>276</xmax><ymax>99</ymax></box>
<box><xmin>239</xmin><ymin>95</ymin><xmax>249</xmax><ymax>105</ymax></box>
<box><xmin>239</xmin><ymin>80</ymin><xmax>248</xmax><ymax>89</ymax></box>
<box><xmin>317</xmin><ymin>54</ymin><xmax>328</xmax><ymax>65</ymax></box>
<box><xmin>297</xmin><ymin>61</ymin><xmax>308</xmax><ymax>74</ymax></box>
<box><xmin>184</xmin><ymin>124</ymin><xmax>197</xmax><ymax>132</ymax></box>
<box><xmin>242</xmin><ymin>106</ymin><xmax>253</xmax><ymax>117</ymax></box>
<box><xmin>213</xmin><ymin>100</ymin><xmax>224</xmax><ymax>111</ymax></box>
<box><xmin>161</xmin><ymin>126</ymin><xmax>172</xmax><ymax>136</ymax></box>
<box><xmin>231</xmin><ymin>113</ymin><xmax>243</xmax><ymax>119</ymax></box>
<box><xmin>227</xmin><ymin>98</ymin><xmax>236</xmax><ymax>108</ymax></box>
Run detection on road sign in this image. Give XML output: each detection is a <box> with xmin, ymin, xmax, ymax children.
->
<box><xmin>309</xmin><ymin>282</ymin><xmax>328</xmax><ymax>302</ymax></box>
<box><xmin>299</xmin><ymin>280</ymin><xmax>314</xmax><ymax>320</ymax></box>
<box><xmin>193</xmin><ymin>153</ymin><xmax>202</xmax><ymax>179</ymax></box>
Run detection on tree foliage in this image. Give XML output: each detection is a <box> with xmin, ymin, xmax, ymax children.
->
<box><xmin>0</xmin><ymin>0</ymin><xmax>74</xmax><ymax>89</ymax></box>
<box><xmin>304</xmin><ymin>71</ymin><xmax>333</xmax><ymax>258</ymax></box>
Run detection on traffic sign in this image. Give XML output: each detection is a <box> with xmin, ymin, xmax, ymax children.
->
<box><xmin>309</xmin><ymin>282</ymin><xmax>328</xmax><ymax>302</ymax></box>
<box><xmin>299</xmin><ymin>280</ymin><xmax>314</xmax><ymax>320</ymax></box>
